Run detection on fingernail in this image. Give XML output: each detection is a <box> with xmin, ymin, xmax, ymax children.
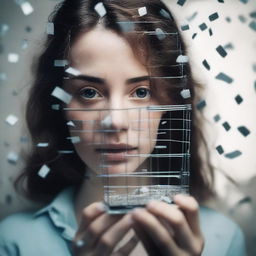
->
<box><xmin>75</xmin><ymin>239</ymin><xmax>85</xmax><ymax>248</ymax></box>
<box><xmin>97</xmin><ymin>202</ymin><xmax>107</xmax><ymax>212</ymax></box>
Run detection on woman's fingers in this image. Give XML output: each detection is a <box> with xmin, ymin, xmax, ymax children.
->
<box><xmin>173</xmin><ymin>194</ymin><xmax>202</xmax><ymax>236</ymax></box>
<box><xmin>131</xmin><ymin>208</ymin><xmax>180</xmax><ymax>255</ymax></box>
<box><xmin>93</xmin><ymin>214</ymin><xmax>134</xmax><ymax>255</ymax></box>
<box><xmin>112</xmin><ymin>235</ymin><xmax>139</xmax><ymax>256</ymax></box>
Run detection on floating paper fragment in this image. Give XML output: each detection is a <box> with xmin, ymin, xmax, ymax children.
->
<box><xmin>216</xmin><ymin>45</ymin><xmax>227</xmax><ymax>58</ymax></box>
<box><xmin>237</xmin><ymin>126</ymin><xmax>250</xmax><ymax>137</ymax></box>
<box><xmin>239</xmin><ymin>0</ymin><xmax>249</xmax><ymax>3</ymax></box>
<box><xmin>176</xmin><ymin>55</ymin><xmax>189</xmax><ymax>63</ymax></box>
<box><xmin>192</xmin><ymin>33</ymin><xmax>197</xmax><ymax>39</ymax></box>
<box><xmin>117</xmin><ymin>22</ymin><xmax>134</xmax><ymax>32</ymax></box>
<box><xmin>6</xmin><ymin>114</ymin><xmax>18</xmax><ymax>126</ymax></box>
<box><xmin>199</xmin><ymin>23</ymin><xmax>207</xmax><ymax>31</ymax></box>
<box><xmin>0</xmin><ymin>73</ymin><xmax>7</xmax><ymax>81</ymax></box>
<box><xmin>51</xmin><ymin>104</ymin><xmax>60</xmax><ymax>110</ymax></box>
<box><xmin>177</xmin><ymin>0</ymin><xmax>187</xmax><ymax>6</ymax></box>
<box><xmin>160</xmin><ymin>196</ymin><xmax>172</xmax><ymax>204</ymax></box>
<box><xmin>51</xmin><ymin>86</ymin><xmax>72</xmax><ymax>104</ymax></box>
<box><xmin>235</xmin><ymin>95</ymin><xmax>243</xmax><ymax>104</ymax></box>
<box><xmin>187</xmin><ymin>12</ymin><xmax>198</xmax><ymax>22</ymax></box>
<box><xmin>253</xmin><ymin>63</ymin><xmax>256</xmax><ymax>72</ymax></box>
<box><xmin>8</xmin><ymin>53</ymin><xmax>19</xmax><ymax>63</ymax></box>
<box><xmin>224</xmin><ymin>150</ymin><xmax>242</xmax><ymax>159</ymax></box>
<box><xmin>202</xmin><ymin>60</ymin><xmax>210</xmax><ymax>70</ymax></box>
<box><xmin>224</xmin><ymin>43</ymin><xmax>234</xmax><ymax>50</ymax></box>
<box><xmin>180</xmin><ymin>89</ymin><xmax>191</xmax><ymax>99</ymax></box>
<box><xmin>161</xmin><ymin>121</ymin><xmax>167</xmax><ymax>125</ymax></box>
<box><xmin>226</xmin><ymin>17</ymin><xmax>231</xmax><ymax>23</ymax></box>
<box><xmin>155</xmin><ymin>145</ymin><xmax>167</xmax><ymax>149</ymax></box>
<box><xmin>20</xmin><ymin>2</ymin><xmax>34</xmax><ymax>16</ymax></box>
<box><xmin>20</xmin><ymin>136</ymin><xmax>29</xmax><ymax>143</ymax></box>
<box><xmin>254</xmin><ymin>81</ymin><xmax>256</xmax><ymax>91</ymax></box>
<box><xmin>250</xmin><ymin>11</ymin><xmax>256</xmax><ymax>18</ymax></box>
<box><xmin>213</xmin><ymin>114</ymin><xmax>221</xmax><ymax>122</ymax></box>
<box><xmin>101</xmin><ymin>115</ymin><xmax>112</xmax><ymax>128</ymax></box>
<box><xmin>67</xmin><ymin>136</ymin><xmax>81</xmax><ymax>144</ymax></box>
<box><xmin>25</xmin><ymin>26</ymin><xmax>32</xmax><ymax>32</ymax></box>
<box><xmin>215</xmin><ymin>72</ymin><xmax>233</xmax><ymax>84</ymax></box>
<box><xmin>138</xmin><ymin>7</ymin><xmax>147</xmax><ymax>17</ymax></box>
<box><xmin>7</xmin><ymin>152</ymin><xmax>19</xmax><ymax>164</ymax></box>
<box><xmin>67</xmin><ymin>121</ymin><xmax>75</xmax><ymax>127</ymax></box>
<box><xmin>21</xmin><ymin>39</ymin><xmax>28</xmax><ymax>49</ymax></box>
<box><xmin>216</xmin><ymin>145</ymin><xmax>224</xmax><ymax>155</ymax></box>
<box><xmin>46</xmin><ymin>22</ymin><xmax>54</xmax><ymax>35</ymax></box>
<box><xmin>5</xmin><ymin>195</ymin><xmax>12</xmax><ymax>205</ymax></box>
<box><xmin>222</xmin><ymin>121</ymin><xmax>231</xmax><ymax>131</ymax></box>
<box><xmin>58</xmin><ymin>150</ymin><xmax>74</xmax><ymax>154</ymax></box>
<box><xmin>208</xmin><ymin>28</ymin><xmax>213</xmax><ymax>36</ymax></box>
<box><xmin>139</xmin><ymin>186</ymin><xmax>149</xmax><ymax>193</ymax></box>
<box><xmin>249</xmin><ymin>21</ymin><xmax>256</xmax><ymax>32</ymax></box>
<box><xmin>209</xmin><ymin>12</ymin><xmax>219</xmax><ymax>22</ymax></box>
<box><xmin>94</xmin><ymin>2</ymin><xmax>106</xmax><ymax>17</ymax></box>
<box><xmin>217</xmin><ymin>0</ymin><xmax>224</xmax><ymax>2</ymax></box>
<box><xmin>155</xmin><ymin>28</ymin><xmax>166</xmax><ymax>40</ymax></box>
<box><xmin>65</xmin><ymin>67</ymin><xmax>81</xmax><ymax>76</ymax></box>
<box><xmin>159</xmin><ymin>9</ymin><xmax>172</xmax><ymax>20</ymax></box>
<box><xmin>196</xmin><ymin>99</ymin><xmax>206</xmax><ymax>110</ymax></box>
<box><xmin>38</xmin><ymin>165</ymin><xmax>50</xmax><ymax>178</ymax></box>
<box><xmin>238</xmin><ymin>15</ymin><xmax>246</xmax><ymax>23</ymax></box>
<box><xmin>0</xmin><ymin>24</ymin><xmax>9</xmax><ymax>36</ymax></box>
<box><xmin>37</xmin><ymin>143</ymin><xmax>49</xmax><ymax>147</ymax></box>
<box><xmin>181</xmin><ymin>24</ymin><xmax>189</xmax><ymax>31</ymax></box>
<box><xmin>54</xmin><ymin>60</ymin><xmax>68</xmax><ymax>67</ymax></box>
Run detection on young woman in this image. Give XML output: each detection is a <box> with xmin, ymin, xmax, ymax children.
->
<box><xmin>0</xmin><ymin>0</ymin><xmax>246</xmax><ymax>255</ymax></box>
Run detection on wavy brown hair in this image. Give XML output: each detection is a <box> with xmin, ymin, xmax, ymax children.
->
<box><xmin>15</xmin><ymin>0</ymin><xmax>214</xmax><ymax>203</ymax></box>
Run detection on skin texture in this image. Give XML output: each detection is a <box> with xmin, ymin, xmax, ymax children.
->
<box><xmin>66</xmin><ymin>27</ymin><xmax>204</xmax><ymax>255</ymax></box>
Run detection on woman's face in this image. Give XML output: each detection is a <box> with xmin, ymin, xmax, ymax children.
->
<box><xmin>64</xmin><ymin>27</ymin><xmax>163</xmax><ymax>175</ymax></box>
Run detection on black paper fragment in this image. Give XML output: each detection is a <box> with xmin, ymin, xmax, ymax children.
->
<box><xmin>226</xmin><ymin>17</ymin><xmax>231</xmax><ymax>22</ymax></box>
<box><xmin>215</xmin><ymin>72</ymin><xmax>233</xmax><ymax>84</ymax></box>
<box><xmin>209</xmin><ymin>28</ymin><xmax>213</xmax><ymax>36</ymax></box>
<box><xmin>213</xmin><ymin>114</ymin><xmax>221</xmax><ymax>122</ymax></box>
<box><xmin>222</xmin><ymin>121</ymin><xmax>231</xmax><ymax>131</ymax></box>
<box><xmin>177</xmin><ymin>0</ymin><xmax>187</xmax><ymax>6</ymax></box>
<box><xmin>196</xmin><ymin>99</ymin><xmax>206</xmax><ymax>110</ymax></box>
<box><xmin>224</xmin><ymin>43</ymin><xmax>234</xmax><ymax>50</ymax></box>
<box><xmin>239</xmin><ymin>0</ymin><xmax>249</xmax><ymax>3</ymax></box>
<box><xmin>235</xmin><ymin>95</ymin><xmax>243</xmax><ymax>104</ymax></box>
<box><xmin>216</xmin><ymin>45</ymin><xmax>228</xmax><ymax>57</ymax></box>
<box><xmin>202</xmin><ymin>59</ymin><xmax>210</xmax><ymax>70</ymax></box>
<box><xmin>218</xmin><ymin>0</ymin><xmax>224</xmax><ymax>2</ymax></box>
<box><xmin>216</xmin><ymin>145</ymin><xmax>224</xmax><ymax>155</ymax></box>
<box><xmin>238</xmin><ymin>15</ymin><xmax>246</xmax><ymax>23</ymax></box>
<box><xmin>249</xmin><ymin>21</ymin><xmax>256</xmax><ymax>32</ymax></box>
<box><xmin>181</xmin><ymin>24</ymin><xmax>190</xmax><ymax>31</ymax></box>
<box><xmin>250</xmin><ymin>11</ymin><xmax>256</xmax><ymax>19</ymax></box>
<box><xmin>199</xmin><ymin>23</ymin><xmax>207</xmax><ymax>31</ymax></box>
<box><xmin>224</xmin><ymin>150</ymin><xmax>242</xmax><ymax>159</ymax></box>
<box><xmin>209</xmin><ymin>12</ymin><xmax>219</xmax><ymax>22</ymax></box>
<box><xmin>187</xmin><ymin>12</ymin><xmax>198</xmax><ymax>22</ymax></box>
<box><xmin>192</xmin><ymin>33</ymin><xmax>197</xmax><ymax>39</ymax></box>
<box><xmin>237</xmin><ymin>126</ymin><xmax>250</xmax><ymax>137</ymax></box>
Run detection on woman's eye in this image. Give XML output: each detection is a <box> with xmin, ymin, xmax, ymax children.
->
<box><xmin>132</xmin><ymin>88</ymin><xmax>151</xmax><ymax>99</ymax></box>
<box><xmin>80</xmin><ymin>88</ymin><xmax>101</xmax><ymax>99</ymax></box>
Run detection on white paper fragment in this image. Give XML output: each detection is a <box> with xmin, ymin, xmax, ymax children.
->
<box><xmin>160</xmin><ymin>196</ymin><xmax>172</xmax><ymax>204</ymax></box>
<box><xmin>138</xmin><ymin>7</ymin><xmax>147</xmax><ymax>17</ymax></box>
<box><xmin>37</xmin><ymin>143</ymin><xmax>49</xmax><ymax>147</ymax></box>
<box><xmin>180</xmin><ymin>89</ymin><xmax>191</xmax><ymax>99</ymax></box>
<box><xmin>21</xmin><ymin>39</ymin><xmax>28</xmax><ymax>49</ymax></box>
<box><xmin>155</xmin><ymin>145</ymin><xmax>167</xmax><ymax>149</ymax></box>
<box><xmin>94</xmin><ymin>2</ymin><xmax>107</xmax><ymax>17</ymax></box>
<box><xmin>6</xmin><ymin>114</ymin><xmax>18</xmax><ymax>126</ymax></box>
<box><xmin>101</xmin><ymin>115</ymin><xmax>112</xmax><ymax>128</ymax></box>
<box><xmin>0</xmin><ymin>24</ymin><xmax>9</xmax><ymax>36</ymax></box>
<box><xmin>7</xmin><ymin>152</ymin><xmax>19</xmax><ymax>164</ymax></box>
<box><xmin>38</xmin><ymin>164</ymin><xmax>50</xmax><ymax>178</ymax></box>
<box><xmin>51</xmin><ymin>86</ymin><xmax>72</xmax><ymax>104</ymax></box>
<box><xmin>51</xmin><ymin>104</ymin><xmax>60</xmax><ymax>110</ymax></box>
<box><xmin>176</xmin><ymin>55</ymin><xmax>189</xmax><ymax>63</ymax></box>
<box><xmin>0</xmin><ymin>73</ymin><xmax>7</xmax><ymax>81</ymax></box>
<box><xmin>54</xmin><ymin>59</ymin><xmax>68</xmax><ymax>67</ymax></box>
<box><xmin>46</xmin><ymin>22</ymin><xmax>54</xmax><ymax>35</ymax></box>
<box><xmin>20</xmin><ymin>2</ymin><xmax>34</xmax><ymax>16</ymax></box>
<box><xmin>67</xmin><ymin>121</ymin><xmax>76</xmax><ymax>127</ymax></box>
<box><xmin>65</xmin><ymin>67</ymin><xmax>81</xmax><ymax>76</ymax></box>
<box><xmin>161</xmin><ymin>121</ymin><xmax>167</xmax><ymax>125</ymax></box>
<box><xmin>67</xmin><ymin>136</ymin><xmax>81</xmax><ymax>144</ymax></box>
<box><xmin>8</xmin><ymin>53</ymin><xmax>19</xmax><ymax>63</ymax></box>
<box><xmin>139</xmin><ymin>186</ymin><xmax>149</xmax><ymax>193</ymax></box>
<box><xmin>155</xmin><ymin>28</ymin><xmax>166</xmax><ymax>40</ymax></box>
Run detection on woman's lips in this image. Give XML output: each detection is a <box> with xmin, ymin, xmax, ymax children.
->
<box><xmin>95</xmin><ymin>146</ymin><xmax>138</xmax><ymax>162</ymax></box>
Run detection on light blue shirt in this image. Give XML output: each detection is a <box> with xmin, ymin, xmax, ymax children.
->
<box><xmin>0</xmin><ymin>187</ymin><xmax>247</xmax><ymax>256</ymax></box>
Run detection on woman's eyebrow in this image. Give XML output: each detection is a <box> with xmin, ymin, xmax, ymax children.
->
<box><xmin>126</xmin><ymin>76</ymin><xmax>150</xmax><ymax>84</ymax></box>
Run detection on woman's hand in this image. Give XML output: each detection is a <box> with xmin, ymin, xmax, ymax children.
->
<box><xmin>73</xmin><ymin>202</ymin><xmax>138</xmax><ymax>256</ymax></box>
<box><xmin>131</xmin><ymin>194</ymin><xmax>204</xmax><ymax>256</ymax></box>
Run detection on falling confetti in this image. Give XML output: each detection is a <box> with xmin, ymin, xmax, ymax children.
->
<box><xmin>237</xmin><ymin>126</ymin><xmax>250</xmax><ymax>137</ymax></box>
<box><xmin>181</xmin><ymin>24</ymin><xmax>190</xmax><ymax>31</ymax></box>
<box><xmin>160</xmin><ymin>9</ymin><xmax>172</xmax><ymax>20</ymax></box>
<box><xmin>196</xmin><ymin>99</ymin><xmax>206</xmax><ymax>110</ymax></box>
<box><xmin>117</xmin><ymin>21</ymin><xmax>135</xmax><ymax>32</ymax></box>
<box><xmin>51</xmin><ymin>104</ymin><xmax>60</xmax><ymax>110</ymax></box>
<box><xmin>213</xmin><ymin>114</ymin><xmax>221</xmax><ymax>122</ymax></box>
<box><xmin>249</xmin><ymin>21</ymin><xmax>256</xmax><ymax>32</ymax></box>
<box><xmin>215</xmin><ymin>72</ymin><xmax>233</xmax><ymax>84</ymax></box>
<box><xmin>208</xmin><ymin>28</ymin><xmax>213</xmax><ymax>36</ymax></box>
<box><xmin>94</xmin><ymin>2</ymin><xmax>107</xmax><ymax>17</ymax></box>
<box><xmin>38</xmin><ymin>165</ymin><xmax>51</xmax><ymax>178</ymax></box>
<box><xmin>199</xmin><ymin>23</ymin><xmax>208</xmax><ymax>31</ymax></box>
<box><xmin>180</xmin><ymin>89</ymin><xmax>191</xmax><ymax>99</ymax></box>
<box><xmin>235</xmin><ymin>95</ymin><xmax>243</xmax><ymax>104</ymax></box>
<box><xmin>8</xmin><ymin>53</ymin><xmax>19</xmax><ymax>63</ymax></box>
<box><xmin>238</xmin><ymin>15</ymin><xmax>247</xmax><ymax>23</ymax></box>
<box><xmin>20</xmin><ymin>2</ymin><xmax>34</xmax><ymax>16</ymax></box>
<box><xmin>202</xmin><ymin>59</ymin><xmax>210</xmax><ymax>70</ymax></box>
<box><xmin>216</xmin><ymin>45</ymin><xmax>228</xmax><ymax>58</ymax></box>
<box><xmin>222</xmin><ymin>121</ymin><xmax>231</xmax><ymax>131</ymax></box>
<box><xmin>7</xmin><ymin>152</ymin><xmax>19</xmax><ymax>164</ymax></box>
<box><xmin>176</xmin><ymin>55</ymin><xmax>189</xmax><ymax>63</ymax></box>
<box><xmin>138</xmin><ymin>7</ymin><xmax>147</xmax><ymax>17</ymax></box>
<box><xmin>155</xmin><ymin>28</ymin><xmax>166</xmax><ymax>40</ymax></box>
<box><xmin>192</xmin><ymin>33</ymin><xmax>197</xmax><ymax>39</ymax></box>
<box><xmin>54</xmin><ymin>60</ymin><xmax>68</xmax><ymax>67</ymax></box>
<box><xmin>224</xmin><ymin>43</ymin><xmax>234</xmax><ymax>50</ymax></box>
<box><xmin>46</xmin><ymin>22</ymin><xmax>54</xmax><ymax>35</ymax></box>
<box><xmin>5</xmin><ymin>114</ymin><xmax>18</xmax><ymax>126</ymax></box>
<box><xmin>224</xmin><ymin>150</ymin><xmax>242</xmax><ymax>159</ymax></box>
<box><xmin>186</xmin><ymin>12</ymin><xmax>198</xmax><ymax>22</ymax></box>
<box><xmin>177</xmin><ymin>0</ymin><xmax>187</xmax><ymax>6</ymax></box>
<box><xmin>37</xmin><ymin>143</ymin><xmax>49</xmax><ymax>147</ymax></box>
<box><xmin>239</xmin><ymin>0</ymin><xmax>249</xmax><ymax>4</ymax></box>
<box><xmin>65</xmin><ymin>67</ymin><xmax>81</xmax><ymax>76</ymax></box>
<box><xmin>51</xmin><ymin>87</ymin><xmax>72</xmax><ymax>104</ymax></box>
<box><xmin>216</xmin><ymin>145</ymin><xmax>224</xmax><ymax>155</ymax></box>
<box><xmin>209</xmin><ymin>12</ymin><xmax>219</xmax><ymax>22</ymax></box>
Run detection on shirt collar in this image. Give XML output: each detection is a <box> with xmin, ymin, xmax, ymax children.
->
<box><xmin>34</xmin><ymin>187</ymin><xmax>78</xmax><ymax>241</ymax></box>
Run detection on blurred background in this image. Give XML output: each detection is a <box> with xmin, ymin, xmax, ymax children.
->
<box><xmin>0</xmin><ymin>0</ymin><xmax>255</xmax><ymax>255</ymax></box>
